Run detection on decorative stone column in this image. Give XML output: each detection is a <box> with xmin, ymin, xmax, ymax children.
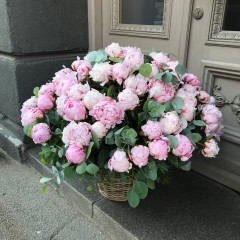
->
<box><xmin>0</xmin><ymin>0</ymin><xmax>88</xmax><ymax>161</ymax></box>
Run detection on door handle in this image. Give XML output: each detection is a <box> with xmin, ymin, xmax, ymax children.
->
<box><xmin>193</xmin><ymin>8</ymin><xmax>204</xmax><ymax>19</ymax></box>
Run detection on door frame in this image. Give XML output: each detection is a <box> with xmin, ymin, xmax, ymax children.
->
<box><xmin>88</xmin><ymin>0</ymin><xmax>194</xmax><ymax>66</ymax></box>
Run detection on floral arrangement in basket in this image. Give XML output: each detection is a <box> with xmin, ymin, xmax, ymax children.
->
<box><xmin>21</xmin><ymin>43</ymin><xmax>223</xmax><ymax>208</ymax></box>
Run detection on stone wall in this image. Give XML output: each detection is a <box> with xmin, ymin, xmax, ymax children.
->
<box><xmin>0</xmin><ymin>0</ymin><xmax>88</xmax><ymax>160</ymax></box>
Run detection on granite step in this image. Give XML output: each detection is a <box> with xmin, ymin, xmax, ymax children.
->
<box><xmin>27</xmin><ymin>147</ymin><xmax>240</xmax><ymax>240</ymax></box>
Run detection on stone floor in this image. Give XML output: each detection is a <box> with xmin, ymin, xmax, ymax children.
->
<box><xmin>27</xmin><ymin>147</ymin><xmax>240</xmax><ymax>240</ymax></box>
<box><xmin>0</xmin><ymin>150</ymin><xmax>112</xmax><ymax>240</ymax></box>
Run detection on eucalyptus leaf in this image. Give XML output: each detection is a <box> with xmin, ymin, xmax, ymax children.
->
<box><xmin>86</xmin><ymin>141</ymin><xmax>94</xmax><ymax>159</ymax></box>
<box><xmin>193</xmin><ymin>120</ymin><xmax>206</xmax><ymax>127</ymax></box>
<box><xmin>109</xmin><ymin>56</ymin><xmax>122</xmax><ymax>63</ymax></box>
<box><xmin>127</xmin><ymin>189</ymin><xmax>140</xmax><ymax>208</ymax></box>
<box><xmin>86</xmin><ymin>163</ymin><xmax>99</xmax><ymax>174</ymax></box>
<box><xmin>40</xmin><ymin>177</ymin><xmax>51</xmax><ymax>184</ymax></box>
<box><xmin>147</xmin><ymin>179</ymin><xmax>155</xmax><ymax>190</ymax></box>
<box><xmin>133</xmin><ymin>181</ymin><xmax>148</xmax><ymax>199</ymax></box>
<box><xmin>139</xmin><ymin>63</ymin><xmax>152</xmax><ymax>77</ymax></box>
<box><xmin>171</xmin><ymin>97</ymin><xmax>184</xmax><ymax>110</ymax></box>
<box><xmin>181</xmin><ymin>161</ymin><xmax>192</xmax><ymax>171</ymax></box>
<box><xmin>76</xmin><ymin>162</ymin><xmax>87</xmax><ymax>174</ymax></box>
<box><xmin>166</xmin><ymin>135</ymin><xmax>179</xmax><ymax>148</ymax></box>
<box><xmin>162</xmin><ymin>71</ymin><xmax>173</xmax><ymax>83</ymax></box>
<box><xmin>92</xmin><ymin>132</ymin><xmax>100</xmax><ymax>149</ymax></box>
<box><xmin>33</xmin><ymin>87</ymin><xmax>39</xmax><ymax>97</ymax></box>
<box><xmin>175</xmin><ymin>64</ymin><xmax>187</xmax><ymax>75</ymax></box>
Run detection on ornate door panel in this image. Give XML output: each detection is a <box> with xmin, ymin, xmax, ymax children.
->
<box><xmin>101</xmin><ymin>0</ymin><xmax>193</xmax><ymax>64</ymax></box>
<box><xmin>187</xmin><ymin>0</ymin><xmax>240</xmax><ymax>191</ymax></box>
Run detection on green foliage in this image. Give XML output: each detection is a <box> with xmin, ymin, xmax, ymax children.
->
<box><xmin>166</xmin><ymin>135</ymin><xmax>179</xmax><ymax>148</ymax></box>
<box><xmin>109</xmin><ymin>57</ymin><xmax>123</xmax><ymax>63</ymax></box>
<box><xmin>127</xmin><ymin>189</ymin><xmax>140</xmax><ymax>208</ymax></box>
<box><xmin>162</xmin><ymin>71</ymin><xmax>172</xmax><ymax>83</ymax></box>
<box><xmin>132</xmin><ymin>181</ymin><xmax>148</xmax><ymax>199</ymax></box>
<box><xmin>171</xmin><ymin>97</ymin><xmax>184</xmax><ymax>112</ymax></box>
<box><xmin>86</xmin><ymin>163</ymin><xmax>99</xmax><ymax>174</ymax></box>
<box><xmin>139</xmin><ymin>63</ymin><xmax>152</xmax><ymax>77</ymax></box>
<box><xmin>180</xmin><ymin>161</ymin><xmax>192</xmax><ymax>171</ymax></box>
<box><xmin>86</xmin><ymin>49</ymin><xmax>107</xmax><ymax>63</ymax></box>
<box><xmin>76</xmin><ymin>162</ymin><xmax>87</xmax><ymax>174</ymax></box>
<box><xmin>86</xmin><ymin>142</ymin><xmax>94</xmax><ymax>159</ymax></box>
<box><xmin>175</xmin><ymin>64</ymin><xmax>187</xmax><ymax>75</ymax></box>
<box><xmin>193</xmin><ymin>120</ymin><xmax>206</xmax><ymax>127</ymax></box>
<box><xmin>33</xmin><ymin>87</ymin><xmax>39</xmax><ymax>96</ymax></box>
<box><xmin>23</xmin><ymin>122</ymin><xmax>36</xmax><ymax>137</ymax></box>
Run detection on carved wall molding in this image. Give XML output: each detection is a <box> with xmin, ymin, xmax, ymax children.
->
<box><xmin>207</xmin><ymin>0</ymin><xmax>240</xmax><ymax>47</ymax></box>
<box><xmin>201</xmin><ymin>60</ymin><xmax>240</xmax><ymax>144</ymax></box>
<box><xmin>110</xmin><ymin>0</ymin><xmax>172</xmax><ymax>39</ymax></box>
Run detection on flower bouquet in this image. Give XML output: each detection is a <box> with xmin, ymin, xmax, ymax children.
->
<box><xmin>21</xmin><ymin>43</ymin><xmax>223</xmax><ymax>207</ymax></box>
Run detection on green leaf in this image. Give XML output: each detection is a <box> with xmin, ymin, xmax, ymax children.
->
<box><xmin>164</xmin><ymin>100</ymin><xmax>173</xmax><ymax>112</ymax></box>
<box><xmin>114</xmin><ymin>127</ymin><xmax>125</xmax><ymax>135</ymax></box>
<box><xmin>64</xmin><ymin>166</ymin><xmax>77</xmax><ymax>179</ymax></box>
<box><xmin>138</xmin><ymin>112</ymin><xmax>147</xmax><ymax>122</ymax></box>
<box><xmin>52</xmin><ymin>166</ymin><xmax>58</xmax><ymax>175</ymax></box>
<box><xmin>147</xmin><ymin>179</ymin><xmax>155</xmax><ymax>190</ymax></box>
<box><xmin>148</xmin><ymin>100</ymin><xmax>158</xmax><ymax>111</ymax></box>
<box><xmin>95</xmin><ymin>49</ymin><xmax>107</xmax><ymax>62</ymax></box>
<box><xmin>58</xmin><ymin>148</ymin><xmax>64</xmax><ymax>158</ymax></box>
<box><xmin>92</xmin><ymin>132</ymin><xmax>100</xmax><ymax>149</ymax></box>
<box><xmin>154</xmin><ymin>72</ymin><xmax>165</xmax><ymax>80</ymax></box>
<box><xmin>86</xmin><ymin>141</ymin><xmax>94</xmax><ymax>159</ymax></box>
<box><xmin>149</xmin><ymin>103</ymin><xmax>165</xmax><ymax>118</ymax></box>
<box><xmin>62</xmin><ymin>162</ymin><xmax>71</xmax><ymax>168</ymax></box>
<box><xmin>139</xmin><ymin>63</ymin><xmax>152</xmax><ymax>77</ymax></box>
<box><xmin>41</xmin><ymin>184</ymin><xmax>47</xmax><ymax>193</ymax></box>
<box><xmin>55</xmin><ymin>128</ymin><xmax>62</xmax><ymax>135</ymax></box>
<box><xmin>181</xmin><ymin>161</ymin><xmax>192</xmax><ymax>171</ymax></box>
<box><xmin>105</xmin><ymin>131</ymin><xmax>115</xmax><ymax>145</ymax></box>
<box><xmin>107</xmin><ymin>84</ymin><xmax>116</xmax><ymax>98</ymax></box>
<box><xmin>171</xmin><ymin>97</ymin><xmax>184</xmax><ymax>110</ymax></box>
<box><xmin>175</xmin><ymin>64</ymin><xmax>187</xmax><ymax>75</ymax></box>
<box><xmin>171</xmin><ymin>75</ymin><xmax>179</xmax><ymax>85</ymax></box>
<box><xmin>86</xmin><ymin>163</ymin><xmax>99</xmax><ymax>174</ymax></box>
<box><xmin>148</xmin><ymin>170</ymin><xmax>157</xmax><ymax>181</ymax></box>
<box><xmin>33</xmin><ymin>87</ymin><xmax>40</xmax><ymax>96</ymax></box>
<box><xmin>76</xmin><ymin>162</ymin><xmax>87</xmax><ymax>174</ymax></box>
<box><xmin>127</xmin><ymin>189</ymin><xmax>140</xmax><ymax>208</ymax></box>
<box><xmin>193</xmin><ymin>120</ymin><xmax>206</xmax><ymax>127</ymax></box>
<box><xmin>23</xmin><ymin>122</ymin><xmax>36</xmax><ymax>137</ymax></box>
<box><xmin>40</xmin><ymin>177</ymin><xmax>51</xmax><ymax>184</ymax></box>
<box><xmin>109</xmin><ymin>56</ymin><xmax>122</xmax><ymax>63</ymax></box>
<box><xmin>166</xmin><ymin>135</ymin><xmax>179</xmax><ymax>148</ymax></box>
<box><xmin>57</xmin><ymin>175</ymin><xmax>61</xmax><ymax>185</ymax></box>
<box><xmin>168</xmin><ymin>155</ymin><xmax>179</xmax><ymax>168</ymax></box>
<box><xmin>162</xmin><ymin>71</ymin><xmax>173</xmax><ymax>83</ymax></box>
<box><xmin>133</xmin><ymin>181</ymin><xmax>148</xmax><ymax>199</ymax></box>
<box><xmin>86</xmin><ymin>51</ymin><xmax>97</xmax><ymax>62</ymax></box>
<box><xmin>87</xmin><ymin>186</ymin><xmax>93</xmax><ymax>191</ymax></box>
<box><xmin>187</xmin><ymin>132</ymin><xmax>202</xmax><ymax>144</ymax></box>
<box><xmin>143</xmin><ymin>99</ymin><xmax>151</xmax><ymax>113</ymax></box>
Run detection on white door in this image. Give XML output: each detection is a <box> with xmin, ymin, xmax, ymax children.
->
<box><xmin>97</xmin><ymin>0</ymin><xmax>193</xmax><ymax>64</ymax></box>
<box><xmin>187</xmin><ymin>0</ymin><xmax>240</xmax><ymax>191</ymax></box>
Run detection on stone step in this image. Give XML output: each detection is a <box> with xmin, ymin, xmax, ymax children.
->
<box><xmin>27</xmin><ymin>147</ymin><xmax>240</xmax><ymax>240</ymax></box>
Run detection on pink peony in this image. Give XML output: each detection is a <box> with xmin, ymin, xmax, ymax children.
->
<box><xmin>122</xmin><ymin>47</ymin><xmax>144</xmax><ymax>69</ymax></box>
<box><xmin>148</xmin><ymin>137</ymin><xmax>170</xmax><ymax>160</ymax></box>
<box><xmin>62</xmin><ymin>121</ymin><xmax>92</xmax><ymax>147</ymax></box>
<box><xmin>56</xmin><ymin>97</ymin><xmax>86</xmax><ymax>121</ymax></box>
<box><xmin>172</xmin><ymin>134</ymin><xmax>194</xmax><ymax>161</ymax></box>
<box><xmin>90</xmin><ymin>97</ymin><xmax>124</xmax><ymax>128</ymax></box>
<box><xmin>167</xmin><ymin>61</ymin><xmax>179</xmax><ymax>70</ymax></box>
<box><xmin>39</xmin><ymin>83</ymin><xmax>55</xmax><ymax>96</ymax></box>
<box><xmin>83</xmin><ymin>90</ymin><xmax>104</xmax><ymax>110</ymax></box>
<box><xmin>111</xmin><ymin>63</ymin><xmax>131</xmax><ymax>85</ymax></box>
<box><xmin>197</xmin><ymin>91</ymin><xmax>210</xmax><ymax>104</ymax></box>
<box><xmin>71</xmin><ymin>57</ymin><xmax>92</xmax><ymax>81</ymax></box>
<box><xmin>141</xmin><ymin>120</ymin><xmax>163</xmax><ymax>140</ymax></box>
<box><xmin>66</xmin><ymin>144</ymin><xmax>86</xmax><ymax>164</ymax></box>
<box><xmin>37</xmin><ymin>95</ymin><xmax>54</xmax><ymax>111</ymax></box>
<box><xmin>202</xmin><ymin>104</ymin><xmax>223</xmax><ymax>137</ymax></box>
<box><xmin>150</xmin><ymin>52</ymin><xmax>170</xmax><ymax>67</ymax></box>
<box><xmin>117</xmin><ymin>89</ymin><xmax>139</xmax><ymax>110</ymax></box>
<box><xmin>89</xmin><ymin>62</ymin><xmax>112</xmax><ymax>86</ymax></box>
<box><xmin>176</xmin><ymin>88</ymin><xmax>197</xmax><ymax>122</ymax></box>
<box><xmin>108</xmin><ymin>150</ymin><xmax>132</xmax><ymax>173</ymax></box>
<box><xmin>21</xmin><ymin>107</ymin><xmax>43</xmax><ymax>126</ymax></box>
<box><xmin>91</xmin><ymin>121</ymin><xmax>108</xmax><ymax>139</ymax></box>
<box><xmin>130</xmin><ymin>145</ymin><xmax>149</xmax><ymax>167</ymax></box>
<box><xmin>148</xmin><ymin>79</ymin><xmax>175</xmax><ymax>103</ymax></box>
<box><xmin>124</xmin><ymin>75</ymin><xmax>148</xmax><ymax>96</ymax></box>
<box><xmin>53</xmin><ymin>68</ymin><xmax>78</xmax><ymax>97</ymax></box>
<box><xmin>202</xmin><ymin>138</ymin><xmax>220</xmax><ymax>158</ymax></box>
<box><xmin>160</xmin><ymin>111</ymin><xmax>187</xmax><ymax>135</ymax></box>
<box><xmin>181</xmin><ymin>73</ymin><xmax>200</xmax><ymax>86</ymax></box>
<box><xmin>68</xmin><ymin>83</ymin><xmax>90</xmax><ymax>100</ymax></box>
<box><xmin>182</xmin><ymin>84</ymin><xmax>200</xmax><ymax>93</ymax></box>
<box><xmin>22</xmin><ymin>96</ymin><xmax>38</xmax><ymax>110</ymax></box>
<box><xmin>105</xmin><ymin>42</ymin><xmax>122</xmax><ymax>58</ymax></box>
<box><xmin>31</xmin><ymin>123</ymin><xmax>51</xmax><ymax>144</ymax></box>
<box><xmin>209</xmin><ymin>96</ymin><xmax>216</xmax><ymax>105</ymax></box>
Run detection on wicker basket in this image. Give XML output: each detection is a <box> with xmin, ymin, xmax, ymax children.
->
<box><xmin>97</xmin><ymin>175</ymin><xmax>133</xmax><ymax>202</ymax></box>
